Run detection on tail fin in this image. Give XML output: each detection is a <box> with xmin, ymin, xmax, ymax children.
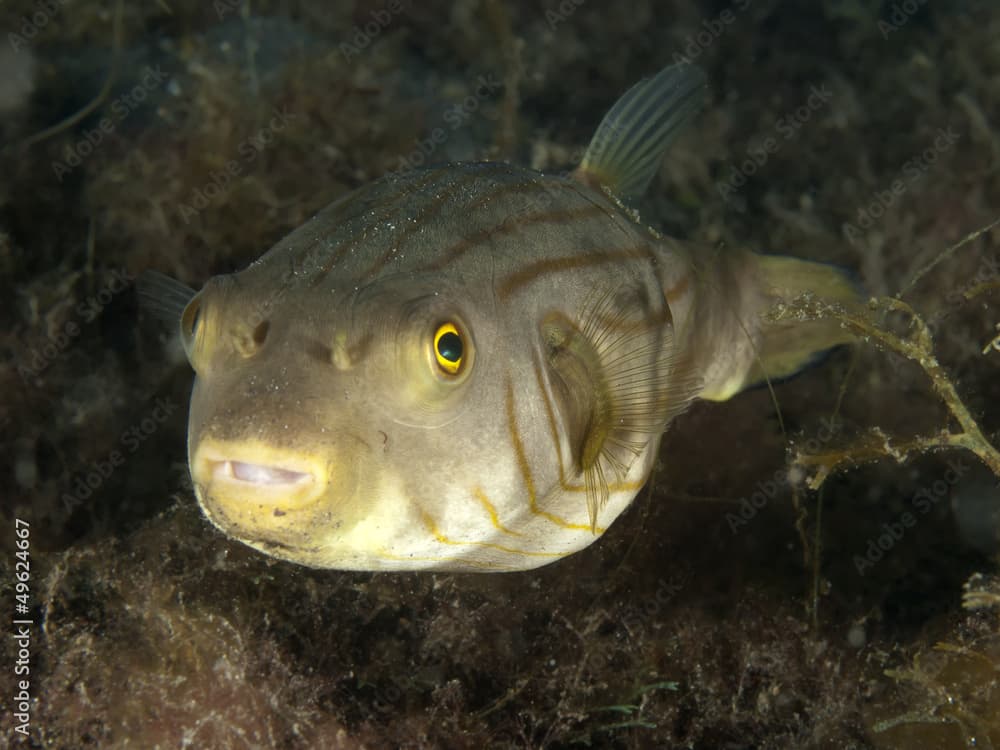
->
<box><xmin>744</xmin><ymin>255</ymin><xmax>863</xmax><ymax>387</ymax></box>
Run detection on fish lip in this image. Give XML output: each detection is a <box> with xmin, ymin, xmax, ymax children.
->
<box><xmin>192</xmin><ymin>442</ymin><xmax>327</xmax><ymax>509</ymax></box>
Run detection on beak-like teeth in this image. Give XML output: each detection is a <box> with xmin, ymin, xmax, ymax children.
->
<box><xmin>216</xmin><ymin>460</ymin><xmax>313</xmax><ymax>486</ymax></box>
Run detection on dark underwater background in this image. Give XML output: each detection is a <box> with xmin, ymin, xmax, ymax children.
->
<box><xmin>1</xmin><ymin>1</ymin><xmax>998</xmax><ymax>747</ymax></box>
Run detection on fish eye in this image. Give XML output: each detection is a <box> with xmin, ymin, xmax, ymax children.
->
<box><xmin>432</xmin><ymin>322</ymin><xmax>464</xmax><ymax>375</ymax></box>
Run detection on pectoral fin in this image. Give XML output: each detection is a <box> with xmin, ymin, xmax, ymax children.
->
<box><xmin>137</xmin><ymin>270</ymin><xmax>198</xmax><ymax>326</ymax></box>
<box><xmin>542</xmin><ymin>288</ymin><xmax>699</xmax><ymax>530</ymax></box>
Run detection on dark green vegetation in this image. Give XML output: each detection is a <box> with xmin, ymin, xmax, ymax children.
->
<box><xmin>1</xmin><ymin>0</ymin><xmax>998</xmax><ymax>747</ymax></box>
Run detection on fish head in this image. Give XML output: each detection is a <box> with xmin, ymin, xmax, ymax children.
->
<box><xmin>182</xmin><ymin>194</ymin><xmax>547</xmax><ymax>570</ymax></box>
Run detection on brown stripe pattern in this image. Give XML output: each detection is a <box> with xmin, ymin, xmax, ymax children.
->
<box><xmin>296</xmin><ymin>162</ymin><xmax>649</xmax><ymax>295</ymax></box>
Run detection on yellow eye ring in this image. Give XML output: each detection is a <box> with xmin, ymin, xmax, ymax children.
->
<box><xmin>433</xmin><ymin>322</ymin><xmax>464</xmax><ymax>375</ymax></box>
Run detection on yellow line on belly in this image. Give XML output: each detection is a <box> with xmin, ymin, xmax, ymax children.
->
<box><xmin>531</xmin><ymin>362</ymin><xmax>640</xmax><ymax>512</ymax></box>
<box><xmin>473</xmin><ymin>487</ymin><xmax>524</xmax><ymax>537</ymax></box>
<box><xmin>417</xmin><ymin>507</ymin><xmax>564</xmax><ymax>559</ymax></box>
<box><xmin>505</xmin><ymin>380</ymin><xmax>601</xmax><ymax>532</ymax></box>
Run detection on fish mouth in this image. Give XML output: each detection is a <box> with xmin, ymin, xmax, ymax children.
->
<box><xmin>213</xmin><ymin>459</ymin><xmax>314</xmax><ymax>487</ymax></box>
<box><xmin>192</xmin><ymin>441</ymin><xmax>327</xmax><ymax>514</ymax></box>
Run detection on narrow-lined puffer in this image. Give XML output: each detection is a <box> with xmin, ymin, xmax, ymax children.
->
<box><xmin>151</xmin><ymin>63</ymin><xmax>861</xmax><ymax>571</ymax></box>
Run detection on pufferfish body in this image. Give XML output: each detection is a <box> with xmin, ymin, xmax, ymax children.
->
<box><xmin>147</xmin><ymin>64</ymin><xmax>860</xmax><ymax>571</ymax></box>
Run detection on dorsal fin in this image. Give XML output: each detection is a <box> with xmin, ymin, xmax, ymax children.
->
<box><xmin>572</xmin><ymin>63</ymin><xmax>707</xmax><ymax>201</ymax></box>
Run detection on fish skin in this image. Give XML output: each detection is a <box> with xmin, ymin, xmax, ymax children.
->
<box><xmin>178</xmin><ymin>70</ymin><xmax>859</xmax><ymax>572</ymax></box>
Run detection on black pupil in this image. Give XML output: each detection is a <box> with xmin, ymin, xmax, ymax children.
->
<box><xmin>437</xmin><ymin>331</ymin><xmax>462</xmax><ymax>362</ymax></box>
